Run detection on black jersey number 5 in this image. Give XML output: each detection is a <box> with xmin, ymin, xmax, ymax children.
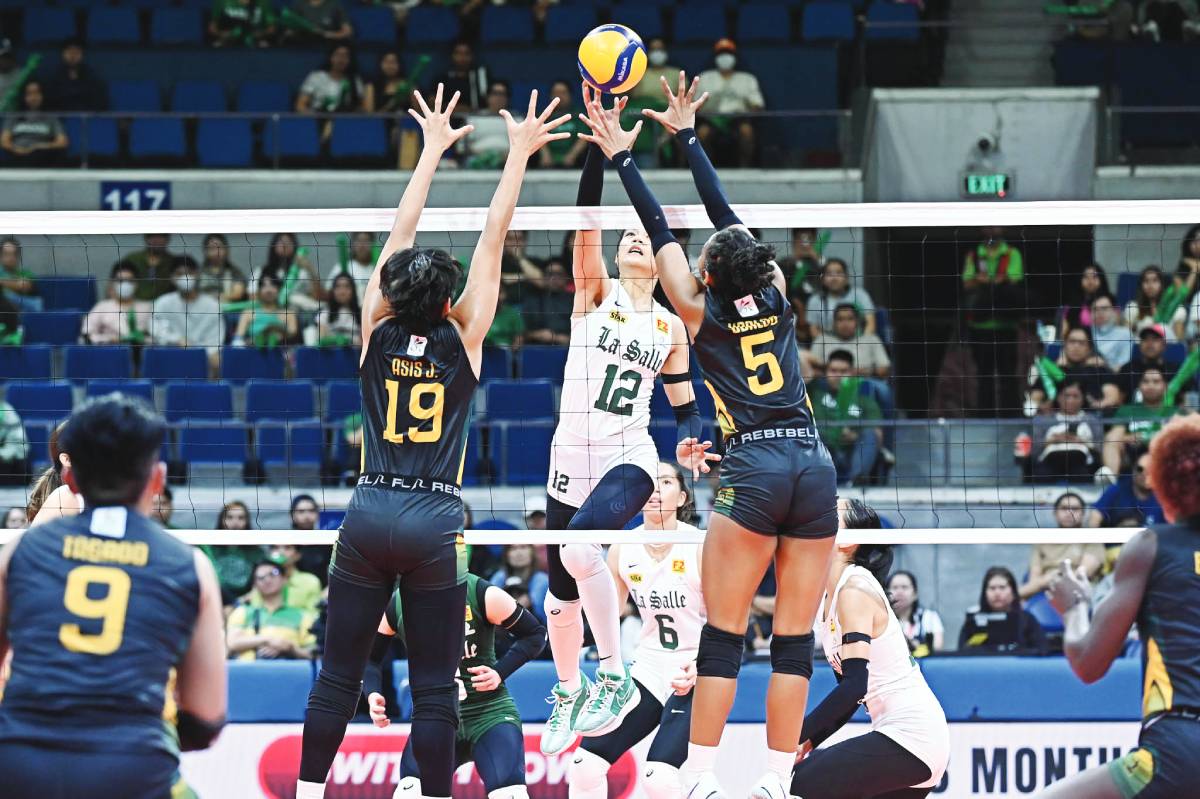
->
<box><xmin>383</xmin><ymin>379</ymin><xmax>444</xmax><ymax>444</ymax></box>
<box><xmin>740</xmin><ymin>331</ymin><xmax>785</xmax><ymax>396</ymax></box>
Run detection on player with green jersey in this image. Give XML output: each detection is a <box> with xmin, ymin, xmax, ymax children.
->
<box><xmin>364</xmin><ymin>573</ymin><xmax>547</xmax><ymax>799</ymax></box>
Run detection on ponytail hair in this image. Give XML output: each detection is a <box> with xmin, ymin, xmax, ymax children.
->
<box><xmin>26</xmin><ymin>421</ymin><xmax>67</xmax><ymax>520</ymax></box>
<box><xmin>841</xmin><ymin>498</ymin><xmax>893</xmax><ymax>587</ymax></box>
<box><xmin>703</xmin><ymin>227</ymin><xmax>776</xmax><ymax>299</ymax></box>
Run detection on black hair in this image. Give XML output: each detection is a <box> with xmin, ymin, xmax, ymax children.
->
<box><xmin>704</xmin><ymin>227</ymin><xmax>776</xmax><ymax>299</ymax></box>
<box><xmin>1063</xmin><ymin>324</ymin><xmax>1094</xmax><ymax>349</ymax></box>
<box><xmin>1180</xmin><ymin>225</ymin><xmax>1200</xmax><ymax>260</ymax></box>
<box><xmin>0</xmin><ymin>237</ymin><xmax>19</xmax><ymax>255</ymax></box>
<box><xmin>1090</xmin><ymin>290</ymin><xmax>1116</xmax><ymax>308</ymax></box>
<box><xmin>1135</xmin><ymin>265</ymin><xmax>1167</xmax><ymax>319</ymax></box>
<box><xmin>62</xmin><ymin>37</ymin><xmax>84</xmax><ymax>51</ymax></box>
<box><xmin>328</xmin><ymin>272</ymin><xmax>362</xmax><ymax>319</ymax></box>
<box><xmin>1055</xmin><ymin>379</ymin><xmax>1085</xmax><ymax>407</ymax></box>
<box><xmin>216</xmin><ymin>499</ymin><xmax>252</xmax><ymax>530</ymax></box>
<box><xmin>886</xmin><ymin>569</ymin><xmax>921</xmax><ymax>618</ymax></box>
<box><xmin>159</xmin><ymin>485</ymin><xmax>173</xmax><ymax>501</ymax></box>
<box><xmin>659</xmin><ymin>461</ymin><xmax>698</xmax><ymax>524</ymax></box>
<box><xmin>110</xmin><ymin>260</ymin><xmax>136</xmax><ymax>279</ymax></box>
<box><xmin>380</xmin><ymin>247</ymin><xmax>461</xmax><ymax>334</ymax></box>
<box><xmin>832</xmin><ymin>302</ymin><xmax>859</xmax><ymax>320</ymax></box>
<box><xmin>58</xmin><ymin>395</ymin><xmax>165</xmax><ymax>508</ymax></box>
<box><xmin>172</xmin><ymin>254</ymin><xmax>199</xmax><ymax>274</ymax></box>
<box><xmin>841</xmin><ymin>498</ymin><xmax>892</xmax><ymax>586</ymax></box>
<box><xmin>19</xmin><ymin>80</ymin><xmax>44</xmax><ymax>112</ymax></box>
<box><xmin>1054</xmin><ymin>491</ymin><xmax>1085</xmax><ymax>510</ymax></box>
<box><xmin>290</xmin><ymin>493</ymin><xmax>318</xmax><ymax>513</ymax></box>
<box><xmin>979</xmin><ymin>566</ymin><xmax>1019</xmax><ymax>612</ymax></box>
<box><xmin>262</xmin><ymin>232</ymin><xmax>298</xmax><ymax>279</ymax></box>
<box><xmin>1079</xmin><ymin>263</ymin><xmax>1111</xmax><ymax>303</ymax></box>
<box><xmin>819</xmin><ymin>257</ymin><xmax>850</xmax><ymax>296</ymax></box>
<box><xmin>826</xmin><ymin>348</ymin><xmax>855</xmax><ymax>367</ymax></box>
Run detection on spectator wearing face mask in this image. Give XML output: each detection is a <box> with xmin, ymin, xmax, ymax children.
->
<box><xmin>151</xmin><ymin>256</ymin><xmax>224</xmax><ymax>374</ymax></box>
<box><xmin>695</xmin><ymin>39</ymin><xmax>764</xmax><ymax>167</ymax></box>
<box><xmin>539</xmin><ymin>80</ymin><xmax>588</xmax><ymax>169</ymax></box>
<box><xmin>632</xmin><ymin>38</ymin><xmax>679</xmax><ymax>101</ymax></box>
<box><xmin>82</xmin><ymin>261</ymin><xmax>153</xmax><ymax>345</ymax></box>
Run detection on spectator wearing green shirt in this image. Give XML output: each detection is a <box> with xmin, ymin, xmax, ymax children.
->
<box><xmin>962</xmin><ymin>227</ymin><xmax>1025</xmax><ymax>416</ymax></box>
<box><xmin>209</xmin><ymin>0</ymin><xmax>276</xmax><ymax>48</ymax></box>
<box><xmin>226</xmin><ymin>560</ymin><xmax>316</xmax><ymax>661</ymax></box>
<box><xmin>120</xmin><ymin>233</ymin><xmax>178</xmax><ymax>301</ymax></box>
<box><xmin>0</xmin><ymin>238</ymin><xmax>41</xmax><ymax>313</ymax></box>
<box><xmin>1102</xmin><ymin>367</ymin><xmax>1179</xmax><ymax>475</ymax></box>
<box><xmin>202</xmin><ymin>499</ymin><xmax>265</xmax><ymax>607</ymax></box>
<box><xmin>539</xmin><ymin>80</ymin><xmax>588</xmax><ymax>169</ymax></box>
<box><xmin>811</xmin><ymin>350</ymin><xmax>882</xmax><ymax>486</ymax></box>
<box><xmin>486</xmin><ymin>281</ymin><xmax>523</xmax><ymax>348</ymax></box>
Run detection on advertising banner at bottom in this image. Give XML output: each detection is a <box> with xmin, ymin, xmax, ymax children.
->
<box><xmin>181</xmin><ymin>721</ymin><xmax>1142</xmax><ymax>799</ymax></box>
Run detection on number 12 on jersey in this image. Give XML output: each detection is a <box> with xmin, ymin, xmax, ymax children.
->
<box><xmin>383</xmin><ymin>379</ymin><xmax>445</xmax><ymax>444</ymax></box>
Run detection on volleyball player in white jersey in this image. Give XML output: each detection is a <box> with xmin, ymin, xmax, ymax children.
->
<box><xmin>791</xmin><ymin>499</ymin><xmax>949</xmax><ymax>799</ymax></box>
<box><xmin>568</xmin><ymin>462</ymin><xmax>706</xmax><ymax>799</ymax></box>
<box><xmin>541</xmin><ymin>86</ymin><xmax>711</xmax><ymax>756</ymax></box>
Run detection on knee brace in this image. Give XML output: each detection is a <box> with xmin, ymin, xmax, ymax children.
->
<box><xmin>642</xmin><ymin>763</ymin><xmax>682</xmax><ymax>799</ymax></box>
<box><xmin>544</xmin><ymin>591</ymin><xmax>583</xmax><ymax>627</ymax></box>
<box><xmin>770</xmin><ymin>632</ymin><xmax>815</xmax><ymax>679</ymax></box>
<box><xmin>306</xmin><ymin>669</ymin><xmax>363</xmax><ymax>721</ymax></box>
<box><xmin>393</xmin><ymin>776</ymin><xmax>423</xmax><ymax>799</ymax></box>
<box><xmin>696</xmin><ymin>624</ymin><xmax>744</xmax><ymax>679</ymax></box>
<box><xmin>559</xmin><ymin>543</ymin><xmax>605</xmax><ymax>581</ymax></box>
<box><xmin>410</xmin><ymin>683</ymin><xmax>460</xmax><ymax>729</ymax></box>
<box><xmin>569</xmin><ymin>749</ymin><xmax>611</xmax><ymax>792</ymax></box>
<box><xmin>487</xmin><ymin>787</ymin><xmax>529</xmax><ymax>799</ymax></box>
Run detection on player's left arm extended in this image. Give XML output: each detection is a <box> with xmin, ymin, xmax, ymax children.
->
<box><xmin>799</xmin><ymin>584</ymin><xmax>876</xmax><ymax>750</ymax></box>
<box><xmin>485</xmin><ymin>585</ymin><xmax>548</xmax><ymax>680</ymax></box>
<box><xmin>1052</xmin><ymin>528</ymin><xmax>1156</xmax><ymax>684</ymax></box>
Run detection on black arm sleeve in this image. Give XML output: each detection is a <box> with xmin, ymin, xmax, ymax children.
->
<box><xmin>675</xmin><ymin>128</ymin><xmax>742</xmax><ymax>230</ymax></box>
<box><xmin>673</xmin><ymin>400</ymin><xmax>703</xmax><ymax>442</ymax></box>
<box><xmin>492</xmin><ymin>605</ymin><xmax>547</xmax><ymax>681</ymax></box>
<box><xmin>798</xmin><ymin>657</ymin><xmax>868</xmax><ymax>748</ymax></box>
<box><xmin>361</xmin><ymin>632</ymin><xmax>395</xmax><ymax>698</ymax></box>
<box><xmin>613</xmin><ymin>150</ymin><xmax>677</xmax><ymax>254</ymax></box>
<box><xmin>576</xmin><ymin>144</ymin><xmax>606</xmax><ymax>207</ymax></box>
<box><xmin>177</xmin><ymin>710</ymin><xmax>226</xmax><ymax>752</ymax></box>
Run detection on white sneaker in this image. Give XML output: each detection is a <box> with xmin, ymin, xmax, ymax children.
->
<box><xmin>684</xmin><ymin>771</ymin><xmax>727</xmax><ymax>799</ymax></box>
<box><xmin>747</xmin><ymin>772</ymin><xmax>790</xmax><ymax>799</ymax></box>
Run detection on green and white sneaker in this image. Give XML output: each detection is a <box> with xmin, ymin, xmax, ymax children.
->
<box><xmin>574</xmin><ymin>666</ymin><xmax>641</xmax><ymax>736</ymax></box>
<box><xmin>540</xmin><ymin>675</ymin><xmax>591</xmax><ymax>755</ymax></box>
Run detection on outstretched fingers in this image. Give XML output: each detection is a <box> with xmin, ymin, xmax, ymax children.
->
<box><xmin>443</xmin><ymin>89</ymin><xmax>461</xmax><ymax>118</ymax></box>
<box><xmin>412</xmin><ymin>88</ymin><xmax>432</xmax><ymax>119</ymax></box>
<box><xmin>526</xmin><ymin>88</ymin><xmax>539</xmax><ymax>120</ymax></box>
<box><xmin>538</xmin><ymin>95</ymin><xmax>562</xmax><ymax>122</ymax></box>
<box><xmin>433</xmin><ymin>82</ymin><xmax>444</xmax><ymax>114</ymax></box>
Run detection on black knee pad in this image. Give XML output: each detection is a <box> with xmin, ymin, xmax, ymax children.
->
<box><xmin>696</xmin><ymin>623</ymin><xmax>744</xmax><ymax>678</ymax></box>
<box><xmin>307</xmin><ymin>670</ymin><xmax>363</xmax><ymax>721</ymax></box>
<box><xmin>410</xmin><ymin>683</ymin><xmax>460</xmax><ymax>729</ymax></box>
<box><xmin>770</xmin><ymin>632</ymin><xmax>815</xmax><ymax>679</ymax></box>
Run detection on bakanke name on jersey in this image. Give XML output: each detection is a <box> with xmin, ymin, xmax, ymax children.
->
<box><xmin>596</xmin><ymin>325</ymin><xmax>667</xmax><ymax>373</ymax></box>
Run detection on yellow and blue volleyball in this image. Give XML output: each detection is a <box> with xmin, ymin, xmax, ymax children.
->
<box><xmin>577</xmin><ymin>24</ymin><xmax>647</xmax><ymax>95</ymax></box>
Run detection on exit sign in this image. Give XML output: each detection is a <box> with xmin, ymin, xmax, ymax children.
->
<box><xmin>961</xmin><ymin>172</ymin><xmax>1014</xmax><ymax>199</ymax></box>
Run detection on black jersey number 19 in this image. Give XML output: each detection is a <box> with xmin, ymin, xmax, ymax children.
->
<box><xmin>740</xmin><ymin>330</ymin><xmax>784</xmax><ymax>396</ymax></box>
<box><xmin>383</xmin><ymin>379</ymin><xmax>445</xmax><ymax>444</ymax></box>
<box><xmin>594</xmin><ymin>364</ymin><xmax>642</xmax><ymax>416</ymax></box>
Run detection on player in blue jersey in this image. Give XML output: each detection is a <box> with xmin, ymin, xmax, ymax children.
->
<box><xmin>0</xmin><ymin>394</ymin><xmax>227</xmax><ymax>799</ymax></box>
<box><xmin>296</xmin><ymin>86</ymin><xmax>570</xmax><ymax>799</ymax></box>
<box><xmin>579</xmin><ymin>72</ymin><xmax>839</xmax><ymax>799</ymax></box>
<box><xmin>1045</xmin><ymin>414</ymin><xmax>1200</xmax><ymax>799</ymax></box>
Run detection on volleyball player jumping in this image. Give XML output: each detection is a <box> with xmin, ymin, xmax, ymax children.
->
<box><xmin>296</xmin><ymin>86</ymin><xmax>570</xmax><ymax>799</ymax></box>
<box><xmin>1043</xmin><ymin>414</ymin><xmax>1200</xmax><ymax>799</ymax></box>
<box><xmin>580</xmin><ymin>72</ymin><xmax>839</xmax><ymax>799</ymax></box>
<box><xmin>540</xmin><ymin>83</ymin><xmax>703</xmax><ymax>756</ymax></box>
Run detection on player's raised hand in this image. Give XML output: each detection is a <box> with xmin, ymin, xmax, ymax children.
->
<box><xmin>578</xmin><ymin>91</ymin><xmax>641</xmax><ymax>160</ymax></box>
<box><xmin>409</xmin><ymin>83</ymin><xmax>473</xmax><ymax>153</ymax></box>
<box><xmin>1047</xmin><ymin>558</ymin><xmax>1092</xmax><ymax>614</ymax></box>
<box><xmin>367</xmin><ymin>691</ymin><xmax>390</xmax><ymax>728</ymax></box>
<box><xmin>642</xmin><ymin>71</ymin><xmax>709</xmax><ymax>135</ymax></box>
<box><xmin>502</xmin><ymin>90</ymin><xmax>573</xmax><ymax>157</ymax></box>
<box><xmin>676</xmin><ymin>436</ymin><xmax>721</xmax><ymax>480</ymax></box>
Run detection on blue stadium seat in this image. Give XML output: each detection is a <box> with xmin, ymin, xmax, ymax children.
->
<box><xmin>39</xmin><ymin>277</ymin><xmax>96</xmax><ymax>311</ymax></box>
<box><xmin>803</xmin><ymin>1</ymin><xmax>856</xmax><ymax>40</ymax></box>
<box><xmin>738</xmin><ymin>4</ymin><xmax>793</xmax><ymax>43</ymax></box>
<box><xmin>129</xmin><ymin>118</ymin><xmax>187</xmax><ymax>161</ymax></box>
<box><xmin>86</xmin><ymin>8</ymin><xmax>141</xmax><ymax>45</ymax></box>
<box><xmin>405</xmin><ymin>5</ymin><xmax>459</xmax><ymax>44</ymax></box>
<box><xmin>1025</xmin><ymin>591</ymin><xmax>1064</xmax><ymax>634</ymax></box>
<box><xmin>197</xmin><ymin>119</ymin><xmax>253</xmax><ymax>168</ymax></box>
<box><xmin>329</xmin><ymin>118</ymin><xmax>388</xmax><ymax>162</ymax></box>
<box><xmin>509</xmin><ymin>81</ymin><xmax>550</xmax><ymax>110</ymax></box>
<box><xmin>64</xmin><ymin>345</ymin><xmax>133</xmax><ymax>382</ymax></box>
<box><xmin>85</xmin><ymin>379</ymin><xmax>154</xmax><ymax>405</ymax></box>
<box><xmin>0</xmin><ymin>346</ymin><xmax>52</xmax><ymax>382</ymax></box>
<box><xmin>221</xmin><ymin>347</ymin><xmax>286</xmax><ymax>383</ymax></box>
<box><xmin>245</xmin><ymin>380</ymin><xmax>316</xmax><ymax>423</ymax></box>
<box><xmin>24</xmin><ymin>9</ymin><xmax>77</xmax><ymax>45</ymax></box>
<box><xmin>481</xmin><ymin>6</ymin><xmax>535</xmax><ymax>44</ymax></box>
<box><xmin>674</xmin><ymin>5</ymin><xmax>727</xmax><ymax>43</ymax></box>
<box><xmin>21</xmin><ymin>310</ymin><xmax>82</xmax><ymax>345</ymax></box>
<box><xmin>485</xmin><ymin>380</ymin><xmax>556</xmax><ymax>420</ymax></box>
<box><xmin>109</xmin><ymin>80</ymin><xmax>163</xmax><ymax>112</ymax></box>
<box><xmin>289</xmin><ymin>420</ymin><xmax>326</xmax><ymax>465</ymax></box>
<box><xmin>25</xmin><ymin>421</ymin><xmax>52</xmax><ymax>469</ymax></box>
<box><xmin>1116</xmin><ymin>272</ymin><xmax>1139</xmax><ymax>308</ymax></box>
<box><xmin>165</xmin><ymin>381</ymin><xmax>233</xmax><ymax>422</ymax></box>
<box><xmin>608</xmin><ymin>6</ymin><xmax>664</xmax><ymax>40</ymax></box>
<box><xmin>150</xmin><ymin>8</ymin><xmax>204</xmax><ymax>45</ymax></box>
<box><xmin>236</xmin><ymin>81</ymin><xmax>292</xmax><ymax>113</ymax></box>
<box><xmin>348</xmin><ymin>5</ymin><xmax>396</xmax><ymax>45</ymax></box>
<box><xmin>496</xmin><ymin>422</ymin><xmax>554</xmax><ymax>484</ymax></box>
<box><xmin>1166</xmin><ymin>342</ymin><xmax>1187</xmax><ymax>363</ymax></box>
<box><xmin>518</xmin><ymin>346</ymin><xmax>568</xmax><ymax>381</ymax></box>
<box><xmin>179</xmin><ymin>422</ymin><xmax>247</xmax><ymax>464</ymax></box>
<box><xmin>64</xmin><ymin>117</ymin><xmax>120</xmax><ymax>162</ymax></box>
<box><xmin>142</xmin><ymin>346</ymin><xmax>208</xmax><ymax>383</ymax></box>
<box><xmin>324</xmin><ymin>380</ymin><xmax>361</xmax><ymax>422</ymax></box>
<box><xmin>294</xmin><ymin>346</ymin><xmax>358</xmax><ymax>384</ymax></box>
<box><xmin>480</xmin><ymin>346</ymin><xmax>512</xmax><ymax>382</ymax></box>
<box><xmin>171</xmin><ymin>80</ymin><xmax>228</xmax><ymax>113</ymax></box>
<box><xmin>544</xmin><ymin>6</ymin><xmax>598</xmax><ymax>44</ymax></box>
<box><xmin>865</xmin><ymin>2</ymin><xmax>920</xmax><ymax>40</ymax></box>
<box><xmin>255</xmin><ymin>421</ymin><xmax>289</xmax><ymax>465</ymax></box>
<box><xmin>126</xmin><ymin>0</ymin><xmax>178</xmax><ymax>8</ymax></box>
<box><xmin>264</xmin><ymin>117</ymin><xmax>321</xmax><ymax>163</ymax></box>
<box><xmin>6</xmin><ymin>384</ymin><xmax>72</xmax><ymax>422</ymax></box>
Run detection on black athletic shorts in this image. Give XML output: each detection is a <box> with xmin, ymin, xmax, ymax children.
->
<box><xmin>582</xmin><ymin>679</ymin><xmax>692</xmax><ymax>767</ymax></box>
<box><xmin>1108</xmin><ymin>715</ymin><xmax>1200</xmax><ymax>799</ymax></box>
<box><xmin>334</xmin><ymin>485</ymin><xmax>467</xmax><ymax>592</ymax></box>
<box><xmin>0</xmin><ymin>744</ymin><xmax>188</xmax><ymax>799</ymax></box>
<box><xmin>712</xmin><ymin>433</ymin><xmax>838</xmax><ymax>539</ymax></box>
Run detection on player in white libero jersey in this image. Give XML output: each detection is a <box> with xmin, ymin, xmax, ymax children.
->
<box><xmin>790</xmin><ymin>499</ymin><xmax>949</xmax><ymax>799</ymax></box>
<box><xmin>568</xmin><ymin>462</ymin><xmax>706</xmax><ymax>799</ymax></box>
<box><xmin>540</xmin><ymin>86</ymin><xmax>714</xmax><ymax>757</ymax></box>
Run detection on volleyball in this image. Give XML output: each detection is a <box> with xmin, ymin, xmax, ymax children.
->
<box><xmin>577</xmin><ymin>24</ymin><xmax>647</xmax><ymax>94</ymax></box>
